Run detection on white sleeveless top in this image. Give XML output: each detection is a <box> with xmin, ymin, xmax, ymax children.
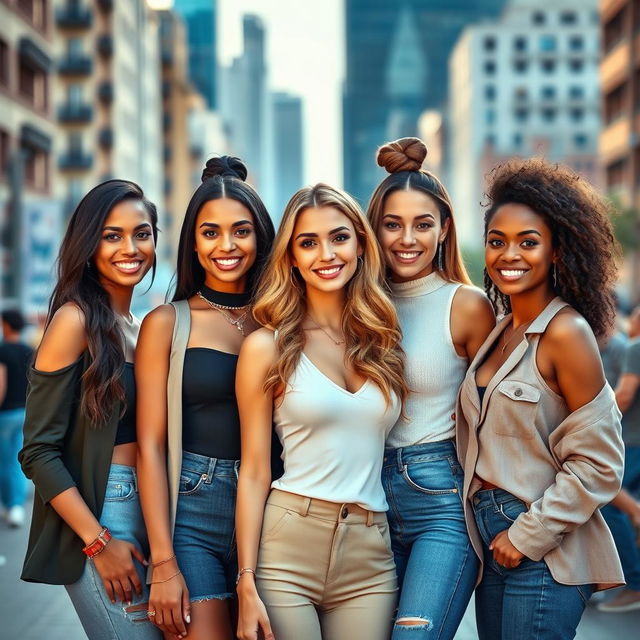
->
<box><xmin>271</xmin><ymin>351</ymin><xmax>401</xmax><ymax>512</ymax></box>
<box><xmin>387</xmin><ymin>272</ymin><xmax>468</xmax><ymax>447</ymax></box>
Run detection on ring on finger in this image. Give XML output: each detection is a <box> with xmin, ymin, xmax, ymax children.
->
<box><xmin>147</xmin><ymin>610</ymin><xmax>156</xmax><ymax>617</ymax></box>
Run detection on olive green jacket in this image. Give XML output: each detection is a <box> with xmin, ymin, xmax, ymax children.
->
<box><xmin>19</xmin><ymin>353</ymin><xmax>120</xmax><ymax>584</ymax></box>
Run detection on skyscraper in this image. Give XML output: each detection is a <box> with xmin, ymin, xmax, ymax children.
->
<box><xmin>343</xmin><ymin>0</ymin><xmax>507</xmax><ymax>205</ymax></box>
<box><xmin>173</xmin><ymin>0</ymin><xmax>217</xmax><ymax>108</ymax></box>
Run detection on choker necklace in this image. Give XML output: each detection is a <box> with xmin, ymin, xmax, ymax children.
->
<box><xmin>199</xmin><ymin>284</ymin><xmax>251</xmax><ymax>309</ymax></box>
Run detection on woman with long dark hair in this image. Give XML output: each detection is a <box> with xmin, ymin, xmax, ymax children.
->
<box><xmin>136</xmin><ymin>156</ymin><xmax>274</xmax><ymax>640</ymax></box>
<box><xmin>366</xmin><ymin>137</ymin><xmax>495</xmax><ymax>639</ymax></box>
<box><xmin>19</xmin><ymin>180</ymin><xmax>160</xmax><ymax>640</ymax></box>
<box><xmin>456</xmin><ymin>158</ymin><xmax>625</xmax><ymax>639</ymax></box>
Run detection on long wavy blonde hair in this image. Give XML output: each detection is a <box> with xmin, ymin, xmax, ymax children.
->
<box><xmin>253</xmin><ymin>183</ymin><xmax>407</xmax><ymax>407</ymax></box>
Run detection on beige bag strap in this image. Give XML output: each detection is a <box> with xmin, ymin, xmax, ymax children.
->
<box><xmin>167</xmin><ymin>300</ymin><xmax>190</xmax><ymax>535</ymax></box>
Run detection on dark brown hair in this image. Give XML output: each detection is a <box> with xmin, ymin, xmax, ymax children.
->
<box><xmin>483</xmin><ymin>158</ymin><xmax>620</xmax><ymax>337</ymax></box>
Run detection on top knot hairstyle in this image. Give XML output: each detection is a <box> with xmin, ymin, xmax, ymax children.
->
<box><xmin>172</xmin><ymin>155</ymin><xmax>275</xmax><ymax>302</ymax></box>
<box><xmin>367</xmin><ymin>137</ymin><xmax>471</xmax><ymax>285</ymax></box>
<box><xmin>483</xmin><ymin>158</ymin><xmax>620</xmax><ymax>337</ymax></box>
<box><xmin>377</xmin><ymin>137</ymin><xmax>427</xmax><ymax>173</ymax></box>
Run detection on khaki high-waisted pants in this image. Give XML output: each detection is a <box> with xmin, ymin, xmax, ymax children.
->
<box><xmin>256</xmin><ymin>489</ymin><xmax>398</xmax><ymax>640</ymax></box>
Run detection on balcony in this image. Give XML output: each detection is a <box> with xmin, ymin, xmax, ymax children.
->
<box><xmin>97</xmin><ymin>34</ymin><xmax>113</xmax><ymax>58</ymax></box>
<box><xmin>58</xmin><ymin>103</ymin><xmax>93</xmax><ymax>123</ymax></box>
<box><xmin>97</xmin><ymin>81</ymin><xmax>113</xmax><ymax>103</ymax></box>
<box><xmin>56</xmin><ymin>4</ymin><xmax>92</xmax><ymax>29</ymax></box>
<box><xmin>98</xmin><ymin>127</ymin><xmax>113</xmax><ymax>148</ymax></box>
<box><xmin>59</xmin><ymin>151</ymin><xmax>93</xmax><ymax>171</ymax></box>
<box><xmin>59</xmin><ymin>55</ymin><xmax>93</xmax><ymax>76</ymax></box>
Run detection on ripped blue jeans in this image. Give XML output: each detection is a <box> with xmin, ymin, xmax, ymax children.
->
<box><xmin>172</xmin><ymin>451</ymin><xmax>239</xmax><ymax>602</ymax></box>
<box><xmin>65</xmin><ymin>464</ymin><xmax>160</xmax><ymax>640</ymax></box>
<box><xmin>382</xmin><ymin>440</ymin><xmax>478</xmax><ymax>639</ymax></box>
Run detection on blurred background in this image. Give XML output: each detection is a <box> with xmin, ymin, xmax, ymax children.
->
<box><xmin>0</xmin><ymin>0</ymin><xmax>639</xmax><ymax>327</ymax></box>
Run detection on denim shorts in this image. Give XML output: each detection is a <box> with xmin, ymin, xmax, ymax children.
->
<box><xmin>172</xmin><ymin>450</ymin><xmax>239</xmax><ymax>602</ymax></box>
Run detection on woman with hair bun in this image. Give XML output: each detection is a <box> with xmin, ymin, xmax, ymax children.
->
<box><xmin>367</xmin><ymin>137</ymin><xmax>495</xmax><ymax>639</ymax></box>
<box><xmin>136</xmin><ymin>156</ymin><xmax>275</xmax><ymax>639</ymax></box>
<box><xmin>456</xmin><ymin>158</ymin><xmax>625</xmax><ymax>639</ymax></box>
<box><xmin>235</xmin><ymin>183</ymin><xmax>407</xmax><ymax>640</ymax></box>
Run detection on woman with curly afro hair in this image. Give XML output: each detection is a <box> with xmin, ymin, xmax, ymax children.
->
<box><xmin>455</xmin><ymin>158</ymin><xmax>626</xmax><ymax>640</ymax></box>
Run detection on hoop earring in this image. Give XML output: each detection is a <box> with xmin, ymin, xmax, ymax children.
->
<box><xmin>436</xmin><ymin>242</ymin><xmax>444</xmax><ymax>271</ymax></box>
<box><xmin>552</xmin><ymin>263</ymin><xmax>557</xmax><ymax>289</ymax></box>
<box><xmin>357</xmin><ymin>255</ymin><xmax>364</xmax><ymax>270</ymax></box>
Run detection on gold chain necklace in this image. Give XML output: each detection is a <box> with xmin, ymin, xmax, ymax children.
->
<box><xmin>196</xmin><ymin>291</ymin><xmax>250</xmax><ymax>336</ymax></box>
<box><xmin>306</xmin><ymin>313</ymin><xmax>345</xmax><ymax>346</ymax></box>
<box><xmin>500</xmin><ymin>321</ymin><xmax>532</xmax><ymax>354</ymax></box>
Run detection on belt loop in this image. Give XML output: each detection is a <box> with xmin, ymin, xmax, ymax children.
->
<box><xmin>489</xmin><ymin>488</ymin><xmax>499</xmax><ymax>512</ymax></box>
<box><xmin>367</xmin><ymin>510</ymin><xmax>374</xmax><ymax>527</ymax></box>
<box><xmin>132</xmin><ymin>467</ymin><xmax>138</xmax><ymax>493</ymax></box>
<box><xmin>207</xmin><ymin>457</ymin><xmax>217</xmax><ymax>483</ymax></box>
<box><xmin>300</xmin><ymin>496</ymin><xmax>311</xmax><ymax>516</ymax></box>
<box><xmin>396</xmin><ymin>447</ymin><xmax>404</xmax><ymax>472</ymax></box>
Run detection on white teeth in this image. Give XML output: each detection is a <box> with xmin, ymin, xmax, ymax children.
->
<box><xmin>215</xmin><ymin>258</ymin><xmax>241</xmax><ymax>266</ymax></box>
<box><xmin>115</xmin><ymin>261</ymin><xmax>141</xmax><ymax>269</ymax></box>
<box><xmin>396</xmin><ymin>252</ymin><xmax>421</xmax><ymax>259</ymax></box>
<box><xmin>500</xmin><ymin>269</ymin><xmax>527</xmax><ymax>277</ymax></box>
<box><xmin>317</xmin><ymin>266</ymin><xmax>342</xmax><ymax>275</ymax></box>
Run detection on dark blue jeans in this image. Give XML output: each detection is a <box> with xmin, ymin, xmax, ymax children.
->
<box><xmin>473</xmin><ymin>489</ymin><xmax>593</xmax><ymax>640</ymax></box>
<box><xmin>602</xmin><ymin>445</ymin><xmax>640</xmax><ymax>591</ymax></box>
<box><xmin>0</xmin><ymin>408</ymin><xmax>27</xmax><ymax>508</ymax></box>
<box><xmin>382</xmin><ymin>440</ymin><xmax>478</xmax><ymax>640</ymax></box>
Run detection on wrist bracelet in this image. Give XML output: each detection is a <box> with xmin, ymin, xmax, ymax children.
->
<box><xmin>151</xmin><ymin>553</ymin><xmax>176</xmax><ymax>568</ymax></box>
<box><xmin>236</xmin><ymin>567</ymin><xmax>256</xmax><ymax>585</ymax></box>
<box><xmin>151</xmin><ymin>569</ymin><xmax>182</xmax><ymax>584</ymax></box>
<box><xmin>83</xmin><ymin>526</ymin><xmax>112</xmax><ymax>558</ymax></box>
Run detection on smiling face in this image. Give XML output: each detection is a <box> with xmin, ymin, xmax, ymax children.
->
<box><xmin>377</xmin><ymin>188</ymin><xmax>450</xmax><ymax>282</ymax></box>
<box><xmin>485</xmin><ymin>203</ymin><xmax>556</xmax><ymax>298</ymax></box>
<box><xmin>93</xmin><ymin>199</ymin><xmax>155</xmax><ymax>292</ymax></box>
<box><xmin>290</xmin><ymin>205</ymin><xmax>362</xmax><ymax>295</ymax></box>
<box><xmin>195</xmin><ymin>197</ymin><xmax>257</xmax><ymax>293</ymax></box>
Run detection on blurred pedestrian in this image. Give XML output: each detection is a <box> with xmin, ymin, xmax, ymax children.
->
<box><xmin>0</xmin><ymin>309</ymin><xmax>33</xmax><ymax>527</ymax></box>
<box><xmin>366</xmin><ymin>137</ymin><xmax>495</xmax><ymax>639</ymax></box>
<box><xmin>600</xmin><ymin>305</ymin><xmax>640</xmax><ymax>612</ymax></box>
<box><xmin>456</xmin><ymin>158</ymin><xmax>624</xmax><ymax>640</ymax></box>
<box><xmin>18</xmin><ymin>181</ymin><xmax>161</xmax><ymax>640</ymax></box>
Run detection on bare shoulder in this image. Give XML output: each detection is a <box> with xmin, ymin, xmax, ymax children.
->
<box><xmin>138</xmin><ymin>304</ymin><xmax>176</xmax><ymax>340</ymax></box>
<box><xmin>452</xmin><ymin>285</ymin><xmax>495</xmax><ymax>320</ymax></box>
<box><xmin>544</xmin><ymin>307</ymin><xmax>598</xmax><ymax>354</ymax></box>
<box><xmin>35</xmin><ymin>302</ymin><xmax>87</xmax><ymax>371</ymax></box>
<box><xmin>239</xmin><ymin>327</ymin><xmax>277</xmax><ymax>364</ymax></box>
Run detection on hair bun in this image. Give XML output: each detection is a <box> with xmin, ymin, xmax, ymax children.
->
<box><xmin>376</xmin><ymin>137</ymin><xmax>427</xmax><ymax>174</ymax></box>
<box><xmin>201</xmin><ymin>155</ymin><xmax>248</xmax><ymax>183</ymax></box>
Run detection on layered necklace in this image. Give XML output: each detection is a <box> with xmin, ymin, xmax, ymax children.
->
<box><xmin>196</xmin><ymin>284</ymin><xmax>251</xmax><ymax>336</ymax></box>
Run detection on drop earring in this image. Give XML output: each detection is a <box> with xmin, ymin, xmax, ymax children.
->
<box><xmin>436</xmin><ymin>242</ymin><xmax>444</xmax><ymax>271</ymax></box>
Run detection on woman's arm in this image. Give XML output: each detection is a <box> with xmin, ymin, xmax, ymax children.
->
<box><xmin>451</xmin><ymin>286</ymin><xmax>496</xmax><ymax>362</ymax></box>
<box><xmin>235</xmin><ymin>328</ymin><xmax>278</xmax><ymax>640</ymax></box>
<box><xmin>21</xmin><ymin>304</ymin><xmax>145</xmax><ymax>601</ymax></box>
<box><xmin>135</xmin><ymin>305</ymin><xmax>189</xmax><ymax>639</ymax></box>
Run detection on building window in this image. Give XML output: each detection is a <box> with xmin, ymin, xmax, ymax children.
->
<box><xmin>570</xmin><ymin>107</ymin><xmax>585</xmax><ymax>122</ymax></box>
<box><xmin>483</xmin><ymin>36</ymin><xmax>496</xmax><ymax>52</ymax></box>
<box><xmin>18</xmin><ymin>57</ymin><xmax>48</xmax><ymax>111</ymax></box>
<box><xmin>68</xmin><ymin>131</ymin><xmax>83</xmax><ymax>153</ymax></box>
<box><xmin>541</xmin><ymin>108</ymin><xmax>556</xmax><ymax>122</ymax></box>
<box><xmin>514</xmin><ymin>60</ymin><xmax>528</xmax><ymax>73</ymax></box>
<box><xmin>0</xmin><ymin>40</ymin><xmax>8</xmax><ymax>88</ymax></box>
<box><xmin>513</xmin><ymin>133</ymin><xmax>523</xmax><ymax>147</ymax></box>
<box><xmin>605</xmin><ymin>83</ymin><xmax>626</xmax><ymax>123</ymax></box>
<box><xmin>541</xmin><ymin>59</ymin><xmax>556</xmax><ymax>74</ymax></box>
<box><xmin>513</xmin><ymin>36</ymin><xmax>527</xmax><ymax>52</ymax></box>
<box><xmin>0</xmin><ymin>130</ymin><xmax>9</xmax><ymax>178</ymax></box>
<box><xmin>514</xmin><ymin>108</ymin><xmax>529</xmax><ymax>123</ymax></box>
<box><xmin>569</xmin><ymin>85</ymin><xmax>584</xmax><ymax>100</ymax></box>
<box><xmin>539</xmin><ymin>35</ymin><xmax>556</xmax><ymax>52</ymax></box>
<box><xmin>68</xmin><ymin>37</ymin><xmax>84</xmax><ymax>57</ymax></box>
<box><xmin>541</xmin><ymin>86</ymin><xmax>556</xmax><ymax>100</ymax></box>
<box><xmin>16</xmin><ymin>0</ymin><xmax>48</xmax><ymax>31</ymax></box>
<box><xmin>606</xmin><ymin>158</ymin><xmax>626</xmax><ymax>188</ymax></box>
<box><xmin>485</xmin><ymin>85</ymin><xmax>496</xmax><ymax>101</ymax></box>
<box><xmin>67</xmin><ymin>83</ymin><xmax>83</xmax><ymax>107</ymax></box>
<box><xmin>569</xmin><ymin>35</ymin><xmax>583</xmax><ymax>51</ymax></box>
<box><xmin>532</xmin><ymin>11</ymin><xmax>546</xmax><ymax>26</ymax></box>
<box><xmin>486</xmin><ymin>109</ymin><xmax>496</xmax><ymax>125</ymax></box>
<box><xmin>604</xmin><ymin>7</ymin><xmax>626</xmax><ymax>53</ymax></box>
<box><xmin>21</xmin><ymin>142</ymin><xmax>49</xmax><ymax>191</ymax></box>
<box><xmin>569</xmin><ymin>59</ymin><xmax>584</xmax><ymax>73</ymax></box>
<box><xmin>574</xmin><ymin>133</ymin><xmax>587</xmax><ymax>148</ymax></box>
<box><xmin>560</xmin><ymin>11</ymin><xmax>577</xmax><ymax>25</ymax></box>
<box><xmin>514</xmin><ymin>87</ymin><xmax>528</xmax><ymax>101</ymax></box>
<box><xmin>484</xmin><ymin>61</ymin><xmax>496</xmax><ymax>75</ymax></box>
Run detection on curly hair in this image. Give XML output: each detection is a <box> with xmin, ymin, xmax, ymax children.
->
<box><xmin>483</xmin><ymin>158</ymin><xmax>620</xmax><ymax>337</ymax></box>
<box><xmin>253</xmin><ymin>183</ymin><xmax>408</xmax><ymax>408</ymax></box>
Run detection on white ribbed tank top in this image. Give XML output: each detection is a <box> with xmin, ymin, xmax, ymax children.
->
<box><xmin>271</xmin><ymin>351</ymin><xmax>400</xmax><ymax>512</ymax></box>
<box><xmin>387</xmin><ymin>272</ymin><xmax>467</xmax><ymax>447</ymax></box>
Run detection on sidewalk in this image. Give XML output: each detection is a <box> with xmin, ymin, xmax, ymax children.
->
<box><xmin>1</xmin><ymin>497</ymin><xmax>639</xmax><ymax>639</ymax></box>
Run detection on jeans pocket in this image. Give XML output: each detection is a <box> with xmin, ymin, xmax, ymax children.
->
<box><xmin>401</xmin><ymin>459</ymin><xmax>459</xmax><ymax>495</ymax></box>
<box><xmin>576</xmin><ymin>584</ymin><xmax>594</xmax><ymax>605</ymax></box>
<box><xmin>497</xmin><ymin>498</ymin><xmax>527</xmax><ymax>524</ymax></box>
<box><xmin>178</xmin><ymin>468</ymin><xmax>206</xmax><ymax>495</ymax></box>
<box><xmin>104</xmin><ymin>479</ymin><xmax>135</xmax><ymax>502</ymax></box>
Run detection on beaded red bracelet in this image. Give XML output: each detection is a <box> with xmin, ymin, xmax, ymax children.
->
<box><xmin>82</xmin><ymin>526</ymin><xmax>112</xmax><ymax>558</ymax></box>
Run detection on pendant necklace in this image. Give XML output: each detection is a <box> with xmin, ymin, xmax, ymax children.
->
<box><xmin>197</xmin><ymin>285</ymin><xmax>251</xmax><ymax>336</ymax></box>
<box><xmin>306</xmin><ymin>313</ymin><xmax>345</xmax><ymax>346</ymax></box>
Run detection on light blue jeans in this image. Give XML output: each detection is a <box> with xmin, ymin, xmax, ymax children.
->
<box><xmin>0</xmin><ymin>407</ymin><xmax>27</xmax><ymax>508</ymax></box>
<box><xmin>473</xmin><ymin>489</ymin><xmax>593</xmax><ymax>640</ymax></box>
<box><xmin>65</xmin><ymin>464</ymin><xmax>161</xmax><ymax>640</ymax></box>
<box><xmin>382</xmin><ymin>440</ymin><xmax>479</xmax><ymax>639</ymax></box>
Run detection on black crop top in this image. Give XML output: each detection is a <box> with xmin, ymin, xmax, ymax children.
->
<box><xmin>182</xmin><ymin>348</ymin><xmax>241</xmax><ymax>460</ymax></box>
<box><xmin>114</xmin><ymin>363</ymin><xmax>137</xmax><ymax>446</ymax></box>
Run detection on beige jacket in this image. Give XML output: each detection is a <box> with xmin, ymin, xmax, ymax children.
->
<box><xmin>456</xmin><ymin>297</ymin><xmax>624</xmax><ymax>590</ymax></box>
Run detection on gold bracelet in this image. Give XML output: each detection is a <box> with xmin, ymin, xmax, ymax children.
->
<box><xmin>151</xmin><ymin>554</ymin><xmax>176</xmax><ymax>568</ymax></box>
<box><xmin>151</xmin><ymin>569</ymin><xmax>182</xmax><ymax>584</ymax></box>
<box><xmin>235</xmin><ymin>567</ymin><xmax>256</xmax><ymax>585</ymax></box>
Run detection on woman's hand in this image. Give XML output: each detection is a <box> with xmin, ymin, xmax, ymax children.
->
<box><xmin>490</xmin><ymin>530</ymin><xmax>525</xmax><ymax>568</ymax></box>
<box><xmin>147</xmin><ymin>559</ymin><xmax>191</xmax><ymax>638</ymax></box>
<box><xmin>237</xmin><ymin>579</ymin><xmax>275</xmax><ymax>640</ymax></box>
<box><xmin>92</xmin><ymin>537</ymin><xmax>146</xmax><ymax>604</ymax></box>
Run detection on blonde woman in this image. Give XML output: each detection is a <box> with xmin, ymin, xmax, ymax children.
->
<box><xmin>235</xmin><ymin>184</ymin><xmax>407</xmax><ymax>640</ymax></box>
